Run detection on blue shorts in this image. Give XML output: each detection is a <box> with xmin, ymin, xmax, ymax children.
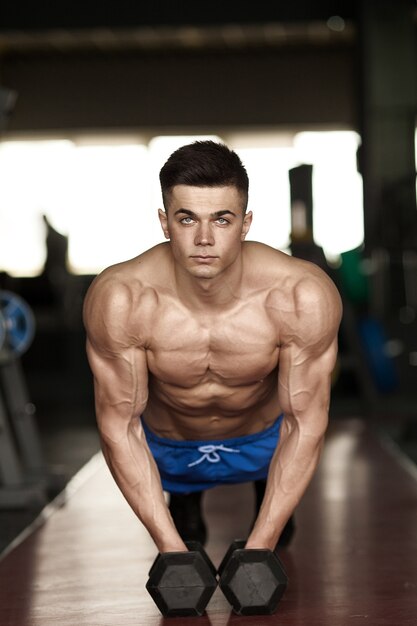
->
<box><xmin>141</xmin><ymin>414</ymin><xmax>284</xmax><ymax>494</ymax></box>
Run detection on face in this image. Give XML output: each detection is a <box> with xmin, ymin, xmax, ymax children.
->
<box><xmin>158</xmin><ymin>185</ymin><xmax>252</xmax><ymax>280</ymax></box>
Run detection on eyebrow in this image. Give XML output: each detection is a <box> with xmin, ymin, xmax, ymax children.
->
<box><xmin>173</xmin><ymin>209</ymin><xmax>237</xmax><ymax>218</ymax></box>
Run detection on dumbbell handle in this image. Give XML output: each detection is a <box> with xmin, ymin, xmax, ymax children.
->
<box><xmin>149</xmin><ymin>541</ymin><xmax>216</xmax><ymax>579</ymax></box>
<box><xmin>183</xmin><ymin>541</ymin><xmax>217</xmax><ymax>578</ymax></box>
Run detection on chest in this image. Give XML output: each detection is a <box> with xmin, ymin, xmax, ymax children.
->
<box><xmin>145</xmin><ymin>304</ymin><xmax>279</xmax><ymax>386</ymax></box>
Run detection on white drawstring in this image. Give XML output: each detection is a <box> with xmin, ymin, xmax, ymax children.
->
<box><xmin>187</xmin><ymin>444</ymin><xmax>240</xmax><ymax>467</ymax></box>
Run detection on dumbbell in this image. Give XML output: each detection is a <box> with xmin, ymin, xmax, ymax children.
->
<box><xmin>218</xmin><ymin>539</ymin><xmax>288</xmax><ymax>615</ymax></box>
<box><xmin>146</xmin><ymin>541</ymin><xmax>217</xmax><ymax>617</ymax></box>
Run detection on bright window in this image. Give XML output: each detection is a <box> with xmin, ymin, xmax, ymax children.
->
<box><xmin>293</xmin><ymin>131</ymin><xmax>364</xmax><ymax>256</ymax></box>
<box><xmin>0</xmin><ymin>140</ymin><xmax>73</xmax><ymax>276</ymax></box>
<box><xmin>228</xmin><ymin>130</ymin><xmax>363</xmax><ymax>258</ymax></box>
<box><xmin>0</xmin><ymin>131</ymin><xmax>364</xmax><ymax>277</ymax></box>
<box><xmin>67</xmin><ymin>144</ymin><xmax>150</xmax><ymax>274</ymax></box>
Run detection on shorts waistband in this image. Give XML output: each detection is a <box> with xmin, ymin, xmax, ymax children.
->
<box><xmin>140</xmin><ymin>414</ymin><xmax>284</xmax><ymax>448</ymax></box>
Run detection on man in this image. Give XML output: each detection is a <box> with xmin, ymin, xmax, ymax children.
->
<box><xmin>83</xmin><ymin>140</ymin><xmax>342</xmax><ymax>556</ymax></box>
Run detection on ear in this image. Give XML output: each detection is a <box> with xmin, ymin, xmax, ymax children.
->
<box><xmin>241</xmin><ymin>211</ymin><xmax>253</xmax><ymax>241</ymax></box>
<box><xmin>158</xmin><ymin>209</ymin><xmax>170</xmax><ymax>239</ymax></box>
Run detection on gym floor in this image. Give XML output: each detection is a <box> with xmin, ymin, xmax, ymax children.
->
<box><xmin>1</xmin><ymin>417</ymin><xmax>417</xmax><ymax>625</ymax></box>
<box><xmin>0</xmin><ymin>407</ymin><xmax>100</xmax><ymax>556</ymax></box>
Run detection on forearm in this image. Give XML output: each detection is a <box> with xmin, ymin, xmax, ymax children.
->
<box><xmin>100</xmin><ymin>417</ymin><xmax>186</xmax><ymax>553</ymax></box>
<box><xmin>246</xmin><ymin>415</ymin><xmax>326</xmax><ymax>550</ymax></box>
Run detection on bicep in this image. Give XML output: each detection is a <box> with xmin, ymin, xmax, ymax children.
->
<box><xmin>83</xmin><ymin>275</ymin><xmax>149</xmax><ymax>434</ymax></box>
<box><xmin>277</xmin><ymin>270</ymin><xmax>342</xmax><ymax>429</ymax></box>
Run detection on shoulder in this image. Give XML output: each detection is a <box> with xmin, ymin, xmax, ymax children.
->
<box><xmin>294</xmin><ymin>265</ymin><xmax>342</xmax><ymax>334</ymax></box>
<box><xmin>83</xmin><ymin>244</ymin><xmax>169</xmax><ymax>349</ymax></box>
<box><xmin>288</xmin><ymin>266</ymin><xmax>342</xmax><ymax>348</ymax></box>
<box><xmin>246</xmin><ymin>242</ymin><xmax>342</xmax><ymax>346</ymax></box>
<box><xmin>83</xmin><ymin>257</ymin><xmax>155</xmax><ymax>321</ymax></box>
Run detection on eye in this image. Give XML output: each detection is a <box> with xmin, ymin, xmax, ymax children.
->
<box><xmin>216</xmin><ymin>217</ymin><xmax>229</xmax><ymax>225</ymax></box>
<box><xmin>180</xmin><ymin>216</ymin><xmax>195</xmax><ymax>224</ymax></box>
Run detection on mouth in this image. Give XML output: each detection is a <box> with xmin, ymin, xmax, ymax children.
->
<box><xmin>190</xmin><ymin>255</ymin><xmax>217</xmax><ymax>263</ymax></box>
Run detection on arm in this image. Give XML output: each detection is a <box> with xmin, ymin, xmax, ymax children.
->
<box><xmin>246</xmin><ymin>271</ymin><xmax>342</xmax><ymax>550</ymax></box>
<box><xmin>83</xmin><ymin>275</ymin><xmax>186</xmax><ymax>553</ymax></box>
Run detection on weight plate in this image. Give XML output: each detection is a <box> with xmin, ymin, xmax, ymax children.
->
<box><xmin>0</xmin><ymin>311</ymin><xmax>5</xmax><ymax>351</ymax></box>
<box><xmin>0</xmin><ymin>290</ymin><xmax>35</xmax><ymax>355</ymax></box>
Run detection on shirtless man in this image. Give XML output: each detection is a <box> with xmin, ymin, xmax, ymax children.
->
<box><xmin>83</xmin><ymin>140</ymin><xmax>342</xmax><ymax>557</ymax></box>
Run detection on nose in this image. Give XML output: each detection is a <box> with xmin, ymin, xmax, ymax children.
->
<box><xmin>194</xmin><ymin>221</ymin><xmax>214</xmax><ymax>246</ymax></box>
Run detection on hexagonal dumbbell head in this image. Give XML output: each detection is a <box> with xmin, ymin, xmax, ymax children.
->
<box><xmin>219</xmin><ymin>548</ymin><xmax>288</xmax><ymax>615</ymax></box>
<box><xmin>217</xmin><ymin>539</ymin><xmax>246</xmax><ymax>578</ymax></box>
<box><xmin>148</xmin><ymin>541</ymin><xmax>216</xmax><ymax>580</ymax></box>
<box><xmin>146</xmin><ymin>550</ymin><xmax>217</xmax><ymax>617</ymax></box>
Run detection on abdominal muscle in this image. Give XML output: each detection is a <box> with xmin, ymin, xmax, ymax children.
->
<box><xmin>142</xmin><ymin>368</ymin><xmax>282</xmax><ymax>441</ymax></box>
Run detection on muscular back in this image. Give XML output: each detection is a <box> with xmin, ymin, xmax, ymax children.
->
<box><xmin>84</xmin><ymin>241</ymin><xmax>339</xmax><ymax>441</ymax></box>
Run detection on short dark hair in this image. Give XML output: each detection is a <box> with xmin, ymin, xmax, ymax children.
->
<box><xmin>159</xmin><ymin>140</ymin><xmax>249</xmax><ymax>211</ymax></box>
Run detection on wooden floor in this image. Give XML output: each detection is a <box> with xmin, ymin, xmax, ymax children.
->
<box><xmin>1</xmin><ymin>418</ymin><xmax>417</xmax><ymax>626</ymax></box>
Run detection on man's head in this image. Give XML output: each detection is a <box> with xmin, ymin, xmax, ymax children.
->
<box><xmin>158</xmin><ymin>141</ymin><xmax>252</xmax><ymax>281</ymax></box>
<box><xmin>159</xmin><ymin>140</ymin><xmax>249</xmax><ymax>213</ymax></box>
